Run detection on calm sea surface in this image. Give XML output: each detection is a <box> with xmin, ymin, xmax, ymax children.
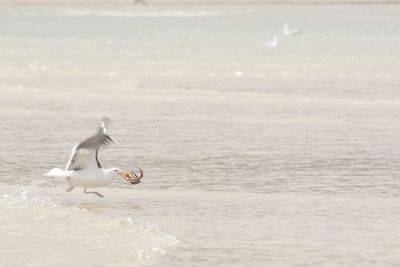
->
<box><xmin>1</xmin><ymin>5</ymin><xmax>400</xmax><ymax>267</ymax></box>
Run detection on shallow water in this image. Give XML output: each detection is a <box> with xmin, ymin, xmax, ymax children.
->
<box><xmin>1</xmin><ymin>5</ymin><xmax>400</xmax><ymax>267</ymax></box>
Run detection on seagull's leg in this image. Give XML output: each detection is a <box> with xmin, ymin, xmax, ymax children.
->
<box><xmin>84</xmin><ymin>187</ymin><xmax>104</xmax><ymax>198</ymax></box>
<box><xmin>66</xmin><ymin>177</ymin><xmax>74</xmax><ymax>192</ymax></box>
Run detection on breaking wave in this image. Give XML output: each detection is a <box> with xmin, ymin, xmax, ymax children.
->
<box><xmin>0</xmin><ymin>188</ymin><xmax>178</xmax><ymax>267</ymax></box>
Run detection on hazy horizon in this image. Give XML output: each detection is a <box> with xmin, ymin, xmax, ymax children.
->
<box><xmin>1</xmin><ymin>0</ymin><xmax>400</xmax><ymax>5</ymax></box>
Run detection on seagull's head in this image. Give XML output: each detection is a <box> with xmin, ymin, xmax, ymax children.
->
<box><xmin>106</xmin><ymin>168</ymin><xmax>126</xmax><ymax>178</ymax></box>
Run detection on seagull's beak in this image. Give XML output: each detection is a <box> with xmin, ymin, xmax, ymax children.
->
<box><xmin>118</xmin><ymin>170</ymin><xmax>129</xmax><ymax>176</ymax></box>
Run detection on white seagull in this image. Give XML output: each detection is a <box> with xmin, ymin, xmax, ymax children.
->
<box><xmin>44</xmin><ymin>117</ymin><xmax>143</xmax><ymax>198</ymax></box>
<box><xmin>283</xmin><ymin>24</ymin><xmax>302</xmax><ymax>36</ymax></box>
<box><xmin>262</xmin><ymin>36</ymin><xmax>279</xmax><ymax>48</ymax></box>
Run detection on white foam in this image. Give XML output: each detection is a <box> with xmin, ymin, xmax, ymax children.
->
<box><xmin>0</xmin><ymin>188</ymin><xmax>178</xmax><ymax>266</ymax></box>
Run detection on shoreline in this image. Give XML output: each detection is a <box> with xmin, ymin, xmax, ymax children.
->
<box><xmin>1</xmin><ymin>0</ymin><xmax>400</xmax><ymax>5</ymax></box>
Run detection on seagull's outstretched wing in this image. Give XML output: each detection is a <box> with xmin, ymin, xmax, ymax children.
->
<box><xmin>65</xmin><ymin>118</ymin><xmax>115</xmax><ymax>171</ymax></box>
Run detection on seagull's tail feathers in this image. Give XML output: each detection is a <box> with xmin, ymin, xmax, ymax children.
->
<box><xmin>44</xmin><ymin>168</ymin><xmax>68</xmax><ymax>179</ymax></box>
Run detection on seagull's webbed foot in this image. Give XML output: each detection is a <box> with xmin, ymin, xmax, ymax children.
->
<box><xmin>84</xmin><ymin>188</ymin><xmax>105</xmax><ymax>198</ymax></box>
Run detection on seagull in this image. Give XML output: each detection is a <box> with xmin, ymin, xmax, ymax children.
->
<box><xmin>262</xmin><ymin>36</ymin><xmax>279</xmax><ymax>48</ymax></box>
<box><xmin>44</xmin><ymin>117</ymin><xmax>142</xmax><ymax>198</ymax></box>
<box><xmin>283</xmin><ymin>24</ymin><xmax>302</xmax><ymax>36</ymax></box>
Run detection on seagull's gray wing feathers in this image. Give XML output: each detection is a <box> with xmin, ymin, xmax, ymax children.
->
<box><xmin>76</xmin><ymin>128</ymin><xmax>114</xmax><ymax>150</ymax></box>
<box><xmin>65</xmin><ymin>118</ymin><xmax>115</xmax><ymax>171</ymax></box>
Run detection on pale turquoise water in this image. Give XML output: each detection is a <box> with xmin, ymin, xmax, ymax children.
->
<box><xmin>1</xmin><ymin>5</ymin><xmax>400</xmax><ymax>267</ymax></box>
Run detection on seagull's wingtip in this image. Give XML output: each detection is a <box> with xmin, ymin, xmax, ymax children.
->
<box><xmin>100</xmin><ymin>116</ymin><xmax>112</xmax><ymax>132</ymax></box>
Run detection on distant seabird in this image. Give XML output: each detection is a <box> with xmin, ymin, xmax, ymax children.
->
<box><xmin>44</xmin><ymin>117</ymin><xmax>143</xmax><ymax>198</ymax></box>
<box><xmin>283</xmin><ymin>24</ymin><xmax>302</xmax><ymax>36</ymax></box>
<box><xmin>262</xmin><ymin>36</ymin><xmax>279</xmax><ymax>48</ymax></box>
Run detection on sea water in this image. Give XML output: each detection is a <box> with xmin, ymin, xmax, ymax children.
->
<box><xmin>0</xmin><ymin>5</ymin><xmax>400</xmax><ymax>266</ymax></box>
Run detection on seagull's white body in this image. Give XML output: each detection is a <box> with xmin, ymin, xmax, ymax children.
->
<box><xmin>71</xmin><ymin>169</ymin><xmax>114</xmax><ymax>188</ymax></box>
<box><xmin>44</xmin><ymin>117</ymin><xmax>124</xmax><ymax>197</ymax></box>
<box><xmin>45</xmin><ymin>167</ymin><xmax>116</xmax><ymax>188</ymax></box>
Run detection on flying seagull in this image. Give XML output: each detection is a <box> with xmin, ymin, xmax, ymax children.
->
<box><xmin>44</xmin><ymin>117</ymin><xmax>143</xmax><ymax>198</ymax></box>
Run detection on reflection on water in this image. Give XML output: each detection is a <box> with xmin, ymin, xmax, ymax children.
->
<box><xmin>75</xmin><ymin>200</ymin><xmax>145</xmax><ymax>214</ymax></box>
